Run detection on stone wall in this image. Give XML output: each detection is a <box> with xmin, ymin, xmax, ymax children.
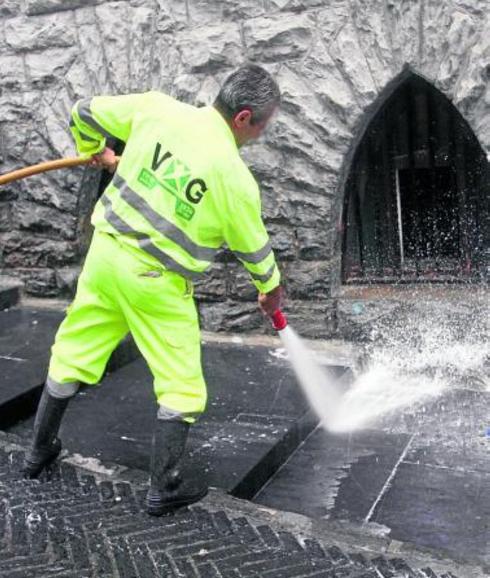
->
<box><xmin>0</xmin><ymin>0</ymin><xmax>488</xmax><ymax>337</ymax></box>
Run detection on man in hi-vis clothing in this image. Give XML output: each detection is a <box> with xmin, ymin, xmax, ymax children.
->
<box><xmin>23</xmin><ymin>65</ymin><xmax>284</xmax><ymax>515</ymax></box>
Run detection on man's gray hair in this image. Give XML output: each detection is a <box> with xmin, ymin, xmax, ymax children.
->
<box><xmin>215</xmin><ymin>64</ymin><xmax>280</xmax><ymax>125</ymax></box>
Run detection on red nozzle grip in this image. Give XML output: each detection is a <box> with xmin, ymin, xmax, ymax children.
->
<box><xmin>270</xmin><ymin>309</ymin><xmax>288</xmax><ymax>331</ymax></box>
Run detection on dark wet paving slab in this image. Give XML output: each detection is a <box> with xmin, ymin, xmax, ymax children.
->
<box><xmin>254</xmin><ymin>386</ymin><xmax>490</xmax><ymax>565</ymax></box>
<box><xmin>0</xmin><ymin>307</ymin><xmax>64</xmax><ymax>406</ymax></box>
<box><xmin>373</xmin><ymin>460</ymin><xmax>490</xmax><ymax>561</ymax></box>
<box><xmin>0</xmin><ymin>306</ymin><xmax>140</xmax><ymax>426</ymax></box>
<box><xmin>255</xmin><ymin>428</ymin><xmax>412</xmax><ymax>519</ymax></box>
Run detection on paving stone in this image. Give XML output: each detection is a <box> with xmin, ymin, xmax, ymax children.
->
<box><xmin>0</xmin><ymin>306</ymin><xmax>140</xmax><ymax>428</ymax></box>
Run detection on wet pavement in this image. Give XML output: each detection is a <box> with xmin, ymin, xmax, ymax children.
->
<box><xmin>0</xmin><ymin>301</ymin><xmax>488</xmax><ymax>577</ymax></box>
<box><xmin>8</xmin><ymin>342</ymin><xmax>333</xmax><ymax>495</ymax></box>
<box><xmin>256</xmin><ymin>392</ymin><xmax>490</xmax><ymax>565</ymax></box>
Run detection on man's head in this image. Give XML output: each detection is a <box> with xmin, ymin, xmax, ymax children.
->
<box><xmin>214</xmin><ymin>64</ymin><xmax>280</xmax><ymax>147</ymax></box>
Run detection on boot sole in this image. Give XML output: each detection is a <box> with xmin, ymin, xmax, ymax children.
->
<box><xmin>23</xmin><ymin>443</ymin><xmax>62</xmax><ymax>479</ymax></box>
<box><xmin>146</xmin><ymin>487</ymin><xmax>208</xmax><ymax>517</ymax></box>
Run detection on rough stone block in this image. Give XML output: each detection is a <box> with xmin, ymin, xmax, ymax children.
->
<box><xmin>0</xmin><ymin>203</ymin><xmax>13</xmax><ymax>232</ymax></box>
<box><xmin>244</xmin><ymin>13</ymin><xmax>314</xmax><ymax>62</ymax></box>
<box><xmin>261</xmin><ymin>188</ymin><xmax>296</xmax><ymax>224</ymax></box>
<box><xmin>152</xmin><ymin>0</ymin><xmax>187</xmax><ymax>34</ymax></box>
<box><xmin>421</xmin><ymin>1</ymin><xmax>452</xmax><ymax>79</ymax></box>
<box><xmin>187</xmin><ymin>0</ymin><xmax>267</xmax><ymax>24</ymax></box>
<box><xmin>386</xmin><ymin>0</ymin><xmax>421</xmax><ymax>68</ymax></box>
<box><xmin>5</xmin><ymin>14</ymin><xmax>75</xmax><ymax>51</ymax></box>
<box><xmin>329</xmin><ymin>21</ymin><xmax>378</xmax><ymax>107</ymax></box>
<box><xmin>127</xmin><ymin>5</ymin><xmax>159</xmax><ymax>92</ymax></box>
<box><xmin>277</xmin><ymin>0</ymin><xmax>329</xmax><ymax>12</ymax></box>
<box><xmin>1</xmin><ymin>233</ymin><xmax>78</xmax><ymax>268</ymax></box>
<box><xmin>72</xmin><ymin>6</ymin><xmax>110</xmax><ymax>91</ymax></box>
<box><xmin>350</xmin><ymin>0</ymin><xmax>396</xmax><ymax>89</ymax></box>
<box><xmin>171</xmin><ymin>73</ymin><xmax>204</xmax><ymax>103</ymax></box>
<box><xmin>55</xmin><ymin>266</ymin><xmax>80</xmax><ymax>296</ymax></box>
<box><xmin>453</xmin><ymin>26</ymin><xmax>489</xmax><ymax>112</ymax></box>
<box><xmin>296</xmin><ymin>228</ymin><xmax>331</xmax><ymax>261</ymax></box>
<box><xmin>93</xmin><ymin>3</ymin><xmax>132</xmax><ymax>93</ymax></box>
<box><xmin>2</xmin><ymin>121</ymin><xmax>34</xmax><ymax>160</ymax></box>
<box><xmin>194</xmin><ymin>263</ymin><xmax>229</xmax><ymax>302</ymax></box>
<box><xmin>228</xmin><ymin>265</ymin><xmax>260</xmax><ymax>302</ymax></box>
<box><xmin>176</xmin><ymin>22</ymin><xmax>243</xmax><ymax>73</ymax></box>
<box><xmin>198</xmin><ymin>300</ymin><xmax>263</xmax><ymax>333</ymax></box>
<box><xmin>25</xmin><ymin>0</ymin><xmax>99</xmax><ymax>15</ymax></box>
<box><xmin>266</xmin><ymin>111</ymin><xmax>346</xmax><ymax>174</ymax></box>
<box><xmin>0</xmin><ymin>0</ymin><xmax>22</xmax><ymax>16</ymax></box>
<box><xmin>283</xmin><ymin>299</ymin><xmax>336</xmax><ymax>338</ymax></box>
<box><xmin>195</xmin><ymin>75</ymin><xmax>221</xmax><ymax>107</ymax></box>
<box><xmin>20</xmin><ymin>177</ymin><xmax>78</xmax><ymax>214</ymax></box>
<box><xmin>283</xmin><ymin>260</ymin><xmax>331</xmax><ymax>299</ymax></box>
<box><xmin>436</xmin><ymin>11</ymin><xmax>479</xmax><ymax>94</ymax></box>
<box><xmin>285</xmin><ymin>188</ymin><xmax>333</xmax><ymax>228</ymax></box>
<box><xmin>303</xmin><ymin>38</ymin><xmax>361</xmax><ymax>127</ymax></box>
<box><xmin>0</xmin><ymin>276</ymin><xmax>23</xmax><ymax>310</ymax></box>
<box><xmin>0</xmin><ymin>94</ymin><xmax>35</xmax><ymax>125</ymax></box>
<box><xmin>16</xmin><ymin>201</ymin><xmax>77</xmax><ymax>241</ymax></box>
<box><xmin>0</xmin><ymin>54</ymin><xmax>26</xmax><ymax>89</ymax></box>
<box><xmin>315</xmin><ymin>1</ymin><xmax>351</xmax><ymax>45</ymax></box>
<box><xmin>19</xmin><ymin>267</ymin><xmax>59</xmax><ymax>296</ymax></box>
<box><xmin>275</xmin><ymin>153</ymin><xmax>339</xmax><ymax>197</ymax></box>
<box><xmin>25</xmin><ymin>47</ymin><xmax>78</xmax><ymax>87</ymax></box>
<box><xmin>267</xmin><ymin>223</ymin><xmax>297</xmax><ymax>261</ymax></box>
<box><xmin>241</xmin><ymin>144</ymin><xmax>283</xmax><ymax>183</ymax></box>
<box><xmin>277</xmin><ymin>66</ymin><xmax>352</xmax><ymax>148</ymax></box>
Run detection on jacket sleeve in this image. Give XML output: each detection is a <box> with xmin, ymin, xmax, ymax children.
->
<box><xmin>222</xmin><ymin>169</ymin><xmax>280</xmax><ymax>294</ymax></box>
<box><xmin>70</xmin><ymin>93</ymin><xmax>148</xmax><ymax>157</ymax></box>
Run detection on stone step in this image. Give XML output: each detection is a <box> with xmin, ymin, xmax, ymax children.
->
<box><xmin>0</xmin><ymin>276</ymin><xmax>23</xmax><ymax>311</ymax></box>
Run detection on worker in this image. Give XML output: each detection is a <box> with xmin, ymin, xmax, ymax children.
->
<box><xmin>23</xmin><ymin>64</ymin><xmax>284</xmax><ymax>516</ymax></box>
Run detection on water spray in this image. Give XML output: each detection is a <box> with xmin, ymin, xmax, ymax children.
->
<box><xmin>266</xmin><ymin>306</ymin><xmax>470</xmax><ymax>433</ymax></box>
<box><xmin>268</xmin><ymin>310</ymin><xmax>342</xmax><ymax>429</ymax></box>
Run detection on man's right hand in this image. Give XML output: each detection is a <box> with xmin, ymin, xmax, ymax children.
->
<box><xmin>90</xmin><ymin>147</ymin><xmax>118</xmax><ymax>172</ymax></box>
<box><xmin>258</xmin><ymin>285</ymin><xmax>284</xmax><ymax>317</ymax></box>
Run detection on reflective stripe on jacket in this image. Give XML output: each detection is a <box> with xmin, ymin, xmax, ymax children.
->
<box><xmin>70</xmin><ymin>92</ymin><xmax>280</xmax><ymax>293</ymax></box>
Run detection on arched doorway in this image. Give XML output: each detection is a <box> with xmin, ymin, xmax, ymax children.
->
<box><xmin>342</xmin><ymin>74</ymin><xmax>488</xmax><ymax>283</ymax></box>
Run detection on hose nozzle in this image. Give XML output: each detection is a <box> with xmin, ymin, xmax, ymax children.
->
<box><xmin>270</xmin><ymin>309</ymin><xmax>288</xmax><ymax>331</ymax></box>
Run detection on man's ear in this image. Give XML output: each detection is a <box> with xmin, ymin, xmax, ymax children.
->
<box><xmin>233</xmin><ymin>109</ymin><xmax>252</xmax><ymax>127</ymax></box>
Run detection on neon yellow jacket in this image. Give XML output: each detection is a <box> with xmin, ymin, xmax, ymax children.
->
<box><xmin>70</xmin><ymin>92</ymin><xmax>280</xmax><ymax>293</ymax></box>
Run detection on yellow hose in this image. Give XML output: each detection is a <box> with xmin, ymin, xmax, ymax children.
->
<box><xmin>0</xmin><ymin>156</ymin><xmax>120</xmax><ymax>186</ymax></box>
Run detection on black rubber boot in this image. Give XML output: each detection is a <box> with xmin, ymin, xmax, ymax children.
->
<box><xmin>146</xmin><ymin>420</ymin><xmax>208</xmax><ymax>516</ymax></box>
<box><xmin>23</xmin><ymin>385</ymin><xmax>73</xmax><ymax>479</ymax></box>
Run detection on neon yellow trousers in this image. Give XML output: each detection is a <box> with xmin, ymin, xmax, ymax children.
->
<box><xmin>48</xmin><ymin>230</ymin><xmax>207</xmax><ymax>419</ymax></box>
